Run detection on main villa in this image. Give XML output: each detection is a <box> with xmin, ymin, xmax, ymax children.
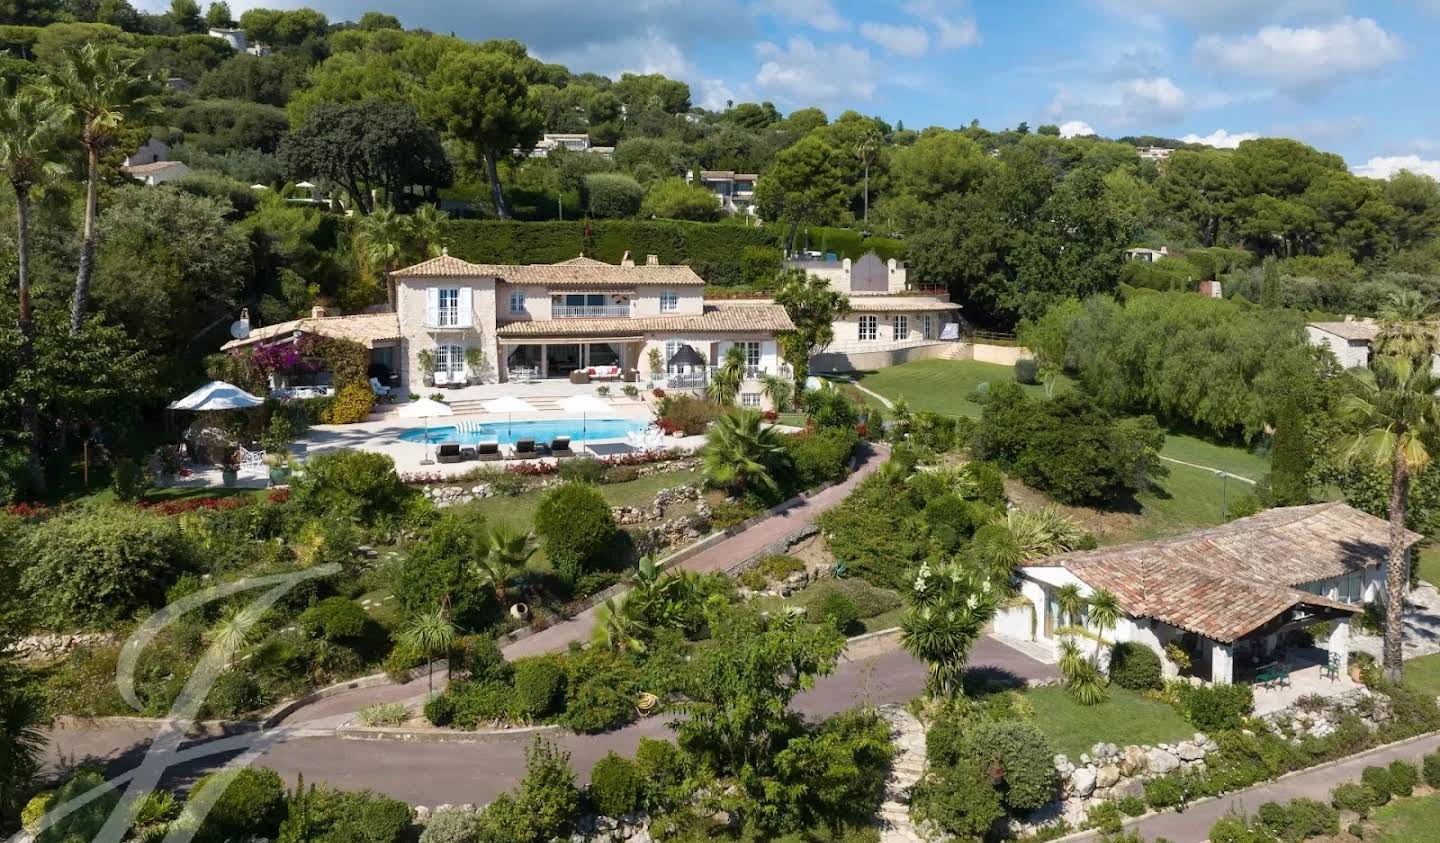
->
<box><xmin>223</xmin><ymin>251</ymin><xmax>964</xmax><ymax>405</ymax></box>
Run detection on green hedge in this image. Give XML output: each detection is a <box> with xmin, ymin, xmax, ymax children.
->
<box><xmin>795</xmin><ymin>225</ymin><xmax>907</xmax><ymax>262</ymax></box>
<box><xmin>439</xmin><ymin>220</ymin><xmax>781</xmax><ymax>287</ymax></box>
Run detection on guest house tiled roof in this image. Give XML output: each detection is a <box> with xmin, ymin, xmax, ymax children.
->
<box><xmin>222</xmin><ymin>312</ymin><xmax>401</xmax><ymax>350</ymax></box>
<box><xmin>847</xmin><ymin>296</ymin><xmax>960</xmax><ymax>312</ymax></box>
<box><xmin>1308</xmin><ymin>321</ymin><xmax>1379</xmax><ymax>341</ymax></box>
<box><xmin>1022</xmin><ymin>502</ymin><xmax>1417</xmax><ymax>642</ymax></box>
<box><xmin>392</xmin><ymin>254</ymin><xmax>705</xmax><ymax>286</ymax></box>
<box><xmin>496</xmin><ymin>303</ymin><xmax>794</xmax><ymax>339</ymax></box>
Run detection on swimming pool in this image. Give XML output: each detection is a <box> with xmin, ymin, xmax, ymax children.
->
<box><xmin>397</xmin><ymin>418</ymin><xmax>651</xmax><ymax>446</ymax></box>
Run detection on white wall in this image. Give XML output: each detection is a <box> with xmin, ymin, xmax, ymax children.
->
<box><xmin>1305</xmin><ymin>326</ymin><xmax>1370</xmax><ymax>370</ymax></box>
<box><xmin>970</xmin><ymin>343</ymin><xmax>1031</xmax><ymax>365</ymax></box>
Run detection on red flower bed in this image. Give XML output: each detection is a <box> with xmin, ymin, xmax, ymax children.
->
<box><xmin>5</xmin><ymin>501</ymin><xmax>50</xmax><ymax>520</ymax></box>
<box><xmin>267</xmin><ymin>488</ymin><xmax>292</xmax><ymax>504</ymax></box>
<box><xmin>762</xmin><ymin>410</ymin><xmax>779</xmax><ymax>422</ymax></box>
<box><xmin>138</xmin><ymin>496</ymin><xmax>254</xmax><ymax>516</ymax></box>
<box><xmin>651</xmin><ymin>388</ymin><xmax>666</xmax><ymax>399</ymax></box>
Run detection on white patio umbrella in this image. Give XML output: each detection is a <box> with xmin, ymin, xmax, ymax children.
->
<box><xmin>398</xmin><ymin>398</ymin><xmax>454</xmax><ymax>465</ymax></box>
<box><xmin>482</xmin><ymin>396</ymin><xmax>537</xmax><ymax>440</ymax></box>
<box><xmin>168</xmin><ymin>381</ymin><xmax>264</xmax><ymax>411</ymax></box>
<box><xmin>558</xmin><ymin>394</ymin><xmax>612</xmax><ymax>452</ymax></box>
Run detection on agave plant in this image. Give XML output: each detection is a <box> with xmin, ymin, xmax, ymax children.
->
<box><xmin>1065</xmin><ymin>659</ymin><xmax>1108</xmax><ymax>706</ymax></box>
<box><xmin>1006</xmin><ymin>506</ymin><xmax>1085</xmax><ymax>559</ymax></box>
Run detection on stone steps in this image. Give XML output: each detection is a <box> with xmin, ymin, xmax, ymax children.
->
<box><xmin>876</xmin><ymin>704</ymin><xmax>928</xmax><ymax>843</ymax></box>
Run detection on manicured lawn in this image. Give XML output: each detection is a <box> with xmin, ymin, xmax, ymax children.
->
<box><xmin>1371</xmin><ymin>792</ymin><xmax>1440</xmax><ymax>842</ymax></box>
<box><xmin>1400</xmin><ymin>652</ymin><xmax>1440</xmax><ymax>698</ymax></box>
<box><xmin>1416</xmin><ymin>546</ymin><xmax>1440</xmax><ymax>590</ymax></box>
<box><xmin>1159</xmin><ymin>432</ymin><xmax>1269</xmax><ymax>482</ymax></box>
<box><xmin>1130</xmin><ymin>461</ymin><xmax>1256</xmax><ymax>540</ymax></box>
<box><xmin>859</xmin><ymin>359</ymin><xmax>1068</xmax><ymax>419</ymax></box>
<box><xmin>1024</xmin><ymin>686</ymin><xmax>1194</xmax><ymax>759</ymax></box>
<box><xmin>454</xmin><ymin>468</ymin><xmax>703</xmax><ymax>535</ymax></box>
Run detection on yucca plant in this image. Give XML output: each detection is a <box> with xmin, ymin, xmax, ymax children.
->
<box><xmin>1006</xmin><ymin>506</ymin><xmax>1085</xmax><ymax>558</ymax></box>
<box><xmin>205</xmin><ymin>605</ymin><xmax>267</xmax><ymax>668</ymax></box>
<box><xmin>398</xmin><ymin>608</ymin><xmax>456</xmax><ymax>696</ymax></box>
<box><xmin>1065</xmin><ymin>659</ymin><xmax>1108</xmax><ymax>706</ymax></box>
<box><xmin>1055</xmin><ymin>583</ymin><xmax>1086</xmax><ymax>628</ymax></box>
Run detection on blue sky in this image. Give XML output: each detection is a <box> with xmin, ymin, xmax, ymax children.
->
<box><xmin>169</xmin><ymin>0</ymin><xmax>1440</xmax><ymax>177</ymax></box>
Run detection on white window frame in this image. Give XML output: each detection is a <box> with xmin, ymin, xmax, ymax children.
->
<box><xmin>436</xmin><ymin>344</ymin><xmax>465</xmax><ymax>375</ymax></box>
<box><xmin>921</xmin><ymin>314</ymin><xmax>933</xmax><ymax>340</ymax></box>
<box><xmin>436</xmin><ymin>288</ymin><xmax>460</xmax><ymax>327</ymax></box>
<box><xmin>509</xmin><ymin>290</ymin><xmax>526</xmax><ymax>314</ymax></box>
<box><xmin>741</xmin><ymin>392</ymin><xmax>761</xmax><ymax>408</ymax></box>
<box><xmin>893</xmin><ymin>315</ymin><xmax>909</xmax><ymax>341</ymax></box>
<box><xmin>858</xmin><ymin>314</ymin><xmax>878</xmax><ymax>341</ymax></box>
<box><xmin>660</xmin><ymin>290</ymin><xmax>679</xmax><ymax>313</ymax></box>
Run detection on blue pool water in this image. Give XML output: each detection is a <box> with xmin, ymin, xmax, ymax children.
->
<box><xmin>397</xmin><ymin>418</ymin><xmax>650</xmax><ymax>446</ymax></box>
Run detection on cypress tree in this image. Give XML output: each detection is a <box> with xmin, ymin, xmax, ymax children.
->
<box><xmin>1268</xmin><ymin>396</ymin><xmax>1311</xmax><ymax>505</ymax></box>
<box><xmin>1259</xmin><ymin>256</ymin><xmax>1283</xmax><ymax>310</ymax></box>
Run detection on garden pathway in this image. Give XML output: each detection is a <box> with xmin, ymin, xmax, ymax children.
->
<box><xmin>877</xmin><ymin>704</ymin><xmax>927</xmax><ymax>843</ymax></box>
<box><xmin>1059</xmin><ymin>731</ymin><xmax>1440</xmax><ymax>843</ymax></box>
<box><xmin>1351</xmin><ymin>582</ymin><xmax>1440</xmax><ymax>660</ymax></box>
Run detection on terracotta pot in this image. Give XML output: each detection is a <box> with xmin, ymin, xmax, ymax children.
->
<box><xmin>509</xmin><ymin>603</ymin><xmax>530</xmax><ymax>620</ymax></box>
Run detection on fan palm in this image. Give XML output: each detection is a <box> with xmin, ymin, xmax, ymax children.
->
<box><xmin>46</xmin><ymin>43</ymin><xmax>157</xmax><ymax>332</ymax></box>
<box><xmin>473</xmin><ymin>525</ymin><xmax>535</xmax><ymax>604</ymax></box>
<box><xmin>759</xmin><ymin>372</ymin><xmax>793</xmax><ymax>412</ymax></box>
<box><xmin>356</xmin><ymin>205</ymin><xmax>413</xmax><ymax>310</ymax></box>
<box><xmin>592</xmin><ymin>596</ymin><xmax>648</xmax><ymax>653</ymax></box>
<box><xmin>1336</xmin><ymin>352</ymin><xmax>1440</xmax><ymax>681</ymax></box>
<box><xmin>701</xmin><ymin>407</ymin><xmax>787</xmax><ymax>497</ymax></box>
<box><xmin>0</xmin><ymin>85</ymin><xmax>71</xmax><ymax>494</ymax></box>
<box><xmin>205</xmin><ymin>605</ymin><xmax>267</xmax><ymax>668</ymax></box>
<box><xmin>1054</xmin><ymin>583</ymin><xmax>1086</xmax><ymax>628</ymax></box>
<box><xmin>410</xmin><ymin>203</ymin><xmax>450</xmax><ymax>258</ymax></box>
<box><xmin>398</xmin><ymin>608</ymin><xmax>456</xmax><ymax>696</ymax></box>
<box><xmin>1373</xmin><ymin>291</ymin><xmax>1438</xmax><ymax>365</ymax></box>
<box><xmin>706</xmin><ymin>345</ymin><xmax>748</xmax><ymax>406</ymax></box>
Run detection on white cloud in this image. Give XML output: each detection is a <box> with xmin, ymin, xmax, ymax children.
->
<box><xmin>1097</xmin><ymin>0</ymin><xmax>1344</xmax><ymax>30</ymax></box>
<box><xmin>1180</xmin><ymin>128</ymin><xmax>1259</xmax><ymax>148</ymax></box>
<box><xmin>1059</xmin><ymin>120</ymin><xmax>1097</xmax><ymax>138</ymax></box>
<box><xmin>698</xmin><ymin>79</ymin><xmax>741</xmax><ymax>111</ymax></box>
<box><xmin>1048</xmin><ymin>76</ymin><xmax>1189</xmax><ymax>128</ymax></box>
<box><xmin>904</xmin><ymin>0</ymin><xmax>980</xmax><ymax>49</ymax></box>
<box><xmin>754</xmin><ymin>37</ymin><xmax>875</xmax><ymax>106</ymax></box>
<box><xmin>1194</xmin><ymin>16</ymin><xmax>1404</xmax><ymax>94</ymax></box>
<box><xmin>859</xmin><ymin>22</ymin><xmax>930</xmax><ymax>57</ymax></box>
<box><xmin>752</xmin><ymin>0</ymin><xmax>849</xmax><ymax>32</ymax></box>
<box><xmin>541</xmin><ymin>28</ymin><xmax>694</xmax><ymax>80</ymax></box>
<box><xmin>1352</xmin><ymin>155</ymin><xmax>1440</xmax><ymax>180</ymax></box>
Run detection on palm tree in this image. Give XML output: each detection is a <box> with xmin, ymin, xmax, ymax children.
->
<box><xmin>1086</xmin><ymin>589</ymin><xmax>1123</xmax><ymax>667</ymax></box>
<box><xmin>1373</xmin><ymin>291</ymin><xmax>1438</xmax><ymax>364</ymax></box>
<box><xmin>759</xmin><ymin>372</ymin><xmax>793</xmax><ymax>412</ymax></box>
<box><xmin>205</xmin><ymin>605</ymin><xmax>266</xmax><ymax>668</ymax></box>
<box><xmin>46</xmin><ymin>43</ymin><xmax>156</xmax><ymax>333</ymax></box>
<box><xmin>1054</xmin><ymin>583</ymin><xmax>1086</xmax><ymax>628</ymax></box>
<box><xmin>473</xmin><ymin>525</ymin><xmax>535</xmax><ymax>604</ymax></box>
<box><xmin>592</xmin><ymin>596</ymin><xmax>648</xmax><ymax>653</ymax></box>
<box><xmin>0</xmin><ymin>85</ymin><xmax>71</xmax><ymax>494</ymax></box>
<box><xmin>900</xmin><ymin>561</ymin><xmax>998</xmax><ymax>696</ymax></box>
<box><xmin>1337</xmin><ymin>353</ymin><xmax>1440</xmax><ymax>681</ymax></box>
<box><xmin>410</xmin><ymin>203</ymin><xmax>450</xmax><ymax>258</ymax></box>
<box><xmin>706</xmin><ymin>345</ymin><xmax>747</xmax><ymax>406</ymax></box>
<box><xmin>356</xmin><ymin>205</ymin><xmax>413</xmax><ymax>310</ymax></box>
<box><xmin>854</xmin><ymin>128</ymin><xmax>881</xmax><ymax>227</ymax></box>
<box><xmin>398</xmin><ymin>608</ymin><xmax>456</xmax><ymax>696</ymax></box>
<box><xmin>701</xmin><ymin>407</ymin><xmax>787</xmax><ymax>498</ymax></box>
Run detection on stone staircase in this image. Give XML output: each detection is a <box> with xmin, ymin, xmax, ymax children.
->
<box><xmin>877</xmin><ymin>704</ymin><xmax>928</xmax><ymax>843</ymax></box>
<box><xmin>938</xmin><ymin>341</ymin><xmax>970</xmax><ymax>361</ymax></box>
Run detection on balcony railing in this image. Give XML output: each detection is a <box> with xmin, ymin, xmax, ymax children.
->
<box><xmin>552</xmin><ymin>304</ymin><xmax>631</xmax><ymax>318</ymax></box>
<box><xmin>426</xmin><ymin>309</ymin><xmax>471</xmax><ymax>329</ymax></box>
<box><xmin>664</xmin><ymin>363</ymin><xmax>793</xmax><ymax>390</ymax></box>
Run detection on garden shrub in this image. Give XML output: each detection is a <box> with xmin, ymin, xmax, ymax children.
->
<box><xmin>708</xmin><ymin>496</ymin><xmax>762</xmax><ymax>530</ymax></box>
<box><xmin>811</xmin><ymin>590</ymin><xmax>860</xmax><ymax>633</ymax></box>
<box><xmin>786</xmin><ymin>427</ymin><xmax>857</xmax><ymax>489</ymax></box>
<box><xmin>811</xmin><ymin>578</ymin><xmax>902</xmax><ymax>618</ymax></box>
<box><xmin>445</xmin><ymin>680</ymin><xmax>518</xmax><ymax>729</ymax></box>
<box><xmin>513</xmin><ymin>656</ymin><xmax>566</xmax><ymax>719</ymax></box>
<box><xmin>535</xmin><ymin>482</ymin><xmax>617</xmax><ymax>577</ymax></box>
<box><xmin>1360</xmin><ymin>765</ymin><xmax>1392</xmax><ymax>804</ymax></box>
<box><xmin>634</xmin><ymin>738</ymin><xmax>689</xmax><ymax>812</ymax></box>
<box><xmin>1115</xmin><ymin>795</ymin><xmax>1146</xmax><ymax>817</ymax></box>
<box><xmin>110</xmin><ymin>456</ymin><xmax>150</xmax><ymax>501</ymax></box>
<box><xmin>357</xmin><ymin>702</ymin><xmax>409</xmax><ymax>727</ymax></box>
<box><xmin>752</xmin><ymin>553</ymin><xmax>805</xmax><ymax>581</ymax></box>
<box><xmin>418</xmin><ymin>808</ymin><xmax>482</xmax><ymax>843</ymax></box>
<box><xmin>967</xmin><ymin>461</ymin><xmax>1007</xmax><ymax>506</ymax></box>
<box><xmin>1109</xmin><ymin>642</ymin><xmax>1163</xmax><ymax>691</ymax></box>
<box><xmin>398</xmin><ymin>515</ymin><xmax>495</xmax><ymax>629</ymax></box>
<box><xmin>320</xmin><ymin>380</ymin><xmax>375</xmax><ymax>424</ymax></box>
<box><xmin>516</xmin><ymin>738</ymin><xmax>580</xmax><ymax>843</ymax></box>
<box><xmin>1330</xmin><ymin>781</ymin><xmax>1373</xmax><ymax>815</ymax></box>
<box><xmin>954</xmin><ymin>719</ymin><xmax>1056</xmax><ymax>812</ymax></box>
<box><xmin>203</xmin><ymin>671</ymin><xmax>268</xmax><ymax>718</ymax></box>
<box><xmin>1257</xmin><ymin>798</ymin><xmax>1338</xmax><ymax>842</ymax></box>
<box><xmin>561</xmin><ymin>649</ymin><xmax>642</xmax><ymax>733</ymax></box>
<box><xmin>452</xmin><ymin>634</ymin><xmax>512</xmax><ymax>684</ymax></box>
<box><xmin>914</xmin><ymin>763</ymin><xmax>1005</xmax><ymax>840</ymax></box>
<box><xmin>1178</xmin><ymin>682</ymin><xmax>1254</xmax><ymax>731</ymax></box>
<box><xmin>19</xmin><ymin>507</ymin><xmax>193</xmax><ymax>627</ymax></box>
<box><xmin>33</xmin><ymin>770</ymin><xmax>117</xmax><ymax>843</ymax></box>
<box><xmin>299</xmin><ymin>596</ymin><xmax>370</xmax><ymax>643</ymax></box>
<box><xmin>1388</xmin><ymin>759</ymin><xmax>1418</xmax><ymax>796</ymax></box>
<box><xmin>278</xmin><ymin>784</ymin><xmax>412</xmax><ymax>843</ymax></box>
<box><xmin>817</xmin><ymin>472</ymin><xmax>927</xmax><ymax>591</ymax></box>
<box><xmin>589</xmin><ymin>752</ymin><xmax>644</xmax><ymax>817</ymax></box>
<box><xmin>189</xmin><ymin>767</ymin><xmax>287</xmax><ymax>843</ymax></box>
<box><xmin>657</xmin><ymin>394</ymin><xmax>720</xmax><ymax>436</ymax></box>
<box><xmin>423</xmin><ymin>692</ymin><xmax>455</xmax><ymax>727</ymax></box>
<box><xmin>584</xmin><ymin>172</ymin><xmax>644</xmax><ymax>218</ymax></box>
<box><xmin>1144</xmin><ymin>775</ymin><xmax>1185</xmax><ymax>809</ymax></box>
<box><xmin>1014</xmin><ymin>358</ymin><xmax>1040</xmax><ymax>385</ymax></box>
<box><xmin>558</xmin><ymin>458</ymin><xmax>606</xmax><ymax>484</ymax></box>
<box><xmin>291</xmin><ymin>450</ymin><xmax>414</xmax><ymax>527</ymax></box>
<box><xmin>1208</xmin><ymin>816</ymin><xmax>1272</xmax><ymax>843</ymax></box>
<box><xmin>923</xmin><ymin>493</ymin><xmax>980</xmax><ymax>551</ymax></box>
<box><xmin>1082</xmin><ymin>800</ymin><xmax>1123</xmax><ymax>834</ymax></box>
<box><xmin>1424</xmin><ymin>750</ymin><xmax>1440</xmax><ymax>788</ymax></box>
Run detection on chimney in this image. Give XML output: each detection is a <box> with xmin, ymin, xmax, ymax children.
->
<box><xmin>646</xmin><ymin>254</ymin><xmax>659</xmax><ymax>266</ymax></box>
<box><xmin>238</xmin><ymin>307</ymin><xmax>251</xmax><ymax>331</ymax></box>
<box><xmin>621</xmin><ymin>251</ymin><xmax>635</xmax><ymax>267</ymax></box>
<box><xmin>311</xmin><ymin>305</ymin><xmax>327</xmax><ymax>319</ymax></box>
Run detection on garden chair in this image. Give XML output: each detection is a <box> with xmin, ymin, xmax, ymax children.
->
<box><xmin>511</xmin><ymin>438</ymin><xmax>541</xmax><ymax>460</ymax></box>
<box><xmin>436</xmin><ymin>443</ymin><xmax>463</xmax><ymax>464</ymax></box>
<box><xmin>476</xmin><ymin>441</ymin><xmax>502</xmax><ymax>461</ymax></box>
<box><xmin>548</xmin><ymin>436</ymin><xmax>574</xmax><ymax>458</ymax></box>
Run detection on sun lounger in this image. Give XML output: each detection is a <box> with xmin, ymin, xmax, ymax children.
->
<box><xmin>511</xmin><ymin>438</ymin><xmax>541</xmax><ymax>460</ymax></box>
<box><xmin>476</xmin><ymin>441</ymin><xmax>502</xmax><ymax>461</ymax></box>
<box><xmin>436</xmin><ymin>443</ymin><xmax>463</xmax><ymax>464</ymax></box>
<box><xmin>548</xmin><ymin>436</ymin><xmax>574</xmax><ymax>458</ymax></box>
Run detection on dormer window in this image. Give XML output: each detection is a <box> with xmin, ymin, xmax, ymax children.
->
<box><xmin>660</xmin><ymin>290</ymin><xmax>679</xmax><ymax>313</ymax></box>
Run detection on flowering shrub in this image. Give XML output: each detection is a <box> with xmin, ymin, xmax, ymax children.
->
<box><xmin>399</xmin><ymin>449</ymin><xmax>682</xmax><ymax>485</ymax></box>
<box><xmin>267</xmin><ymin>488</ymin><xmax>292</xmax><ymax>504</ymax></box>
<box><xmin>5</xmin><ymin>501</ymin><xmax>50</xmax><ymax>520</ymax></box>
<box><xmin>652</xmin><ymin>388</ymin><xmax>666</xmax><ymax>399</ymax></box>
<box><xmin>762</xmin><ymin>410</ymin><xmax>779</xmax><ymax>422</ymax></box>
<box><xmin>250</xmin><ymin>335</ymin><xmax>323</xmax><ymax>376</ymax></box>
<box><xmin>138</xmin><ymin>496</ymin><xmax>254</xmax><ymax>516</ymax></box>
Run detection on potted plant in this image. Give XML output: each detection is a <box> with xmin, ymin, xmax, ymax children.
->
<box><xmin>263</xmin><ymin>452</ymin><xmax>291</xmax><ymax>486</ymax></box>
<box><xmin>464</xmin><ymin>347</ymin><xmax>487</xmax><ymax>385</ymax></box>
<box><xmin>647</xmin><ymin>347</ymin><xmax>664</xmax><ymax>387</ymax></box>
<box><xmin>417</xmin><ymin>349</ymin><xmax>437</xmax><ymax>387</ymax></box>
<box><xmin>622</xmin><ymin>384</ymin><xmax>639</xmax><ymax>399</ymax></box>
<box><xmin>154</xmin><ymin>444</ymin><xmax>182</xmax><ymax>482</ymax></box>
<box><xmin>509</xmin><ymin>602</ymin><xmax>530</xmax><ymax>621</ymax></box>
<box><xmin>219</xmin><ymin>448</ymin><xmax>242</xmax><ymax>487</ymax></box>
<box><xmin>596</xmin><ymin>385</ymin><xmax>611</xmax><ymax>397</ymax></box>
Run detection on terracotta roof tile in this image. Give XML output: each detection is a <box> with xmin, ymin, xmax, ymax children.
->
<box><xmin>1308</xmin><ymin>321</ymin><xmax>1379</xmax><ymax>341</ymax></box>
<box><xmin>496</xmin><ymin>304</ymin><xmax>794</xmax><ymax>339</ymax></box>
<box><xmin>1023</xmin><ymin>502</ymin><xmax>1415</xmax><ymax>642</ymax></box>
<box><xmin>222</xmin><ymin>312</ymin><xmax>400</xmax><ymax>350</ymax></box>
<box><xmin>848</xmin><ymin>296</ymin><xmax>960</xmax><ymax>312</ymax></box>
<box><xmin>393</xmin><ymin>255</ymin><xmax>705</xmax><ymax>286</ymax></box>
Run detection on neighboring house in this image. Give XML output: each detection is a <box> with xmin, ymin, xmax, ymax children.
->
<box><xmin>1125</xmin><ymin>246</ymin><xmax>1169</xmax><ymax>262</ymax></box>
<box><xmin>123</xmin><ymin>160</ymin><xmax>192</xmax><ymax>186</ymax></box>
<box><xmin>690</xmin><ymin>170</ymin><xmax>759</xmax><ymax>216</ymax></box>
<box><xmin>124</xmin><ymin>137</ymin><xmax>168</xmax><ymax>168</ymax></box>
<box><xmin>1306</xmin><ymin>319</ymin><xmax>1380</xmax><ymax>370</ymax></box>
<box><xmin>1198</xmin><ymin>280</ymin><xmax>1223</xmax><ymax>298</ymax></box>
<box><xmin>526</xmin><ymin>134</ymin><xmax>612</xmax><ymax>158</ymax></box>
<box><xmin>207</xmin><ymin>27</ymin><xmax>247</xmax><ymax>50</ymax></box>
<box><xmin>225</xmin><ymin>254</ymin><xmax>796</xmax><ymax>407</ymax></box>
<box><xmin>1136</xmin><ymin>146</ymin><xmax>1173</xmax><ymax>162</ymax></box>
<box><xmin>993</xmin><ymin>502</ymin><xmax>1417</xmax><ymax>685</ymax></box>
<box><xmin>783</xmin><ymin>252</ymin><xmax>963</xmax><ymax>372</ymax></box>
